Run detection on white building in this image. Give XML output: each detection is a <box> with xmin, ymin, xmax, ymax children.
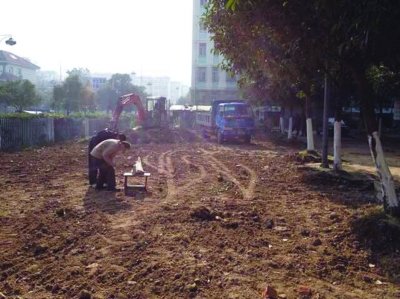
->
<box><xmin>90</xmin><ymin>77</ymin><xmax>108</xmax><ymax>91</ymax></box>
<box><xmin>0</xmin><ymin>50</ymin><xmax>40</xmax><ymax>84</ymax></box>
<box><xmin>130</xmin><ymin>74</ymin><xmax>189</xmax><ymax>105</ymax></box>
<box><xmin>90</xmin><ymin>73</ymin><xmax>112</xmax><ymax>91</ymax></box>
<box><xmin>37</xmin><ymin>70</ymin><xmax>59</xmax><ymax>83</ymax></box>
<box><xmin>191</xmin><ymin>0</ymin><xmax>242</xmax><ymax>105</ymax></box>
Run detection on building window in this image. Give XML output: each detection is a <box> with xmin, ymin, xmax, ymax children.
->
<box><xmin>200</xmin><ymin>0</ymin><xmax>207</xmax><ymax>6</ymax></box>
<box><xmin>9</xmin><ymin>67</ymin><xmax>13</xmax><ymax>74</ymax></box>
<box><xmin>212</xmin><ymin>67</ymin><xmax>219</xmax><ymax>83</ymax></box>
<box><xmin>199</xmin><ymin>43</ymin><xmax>207</xmax><ymax>57</ymax></box>
<box><xmin>197</xmin><ymin>67</ymin><xmax>206</xmax><ymax>82</ymax></box>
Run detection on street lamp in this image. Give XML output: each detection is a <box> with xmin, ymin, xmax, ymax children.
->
<box><xmin>0</xmin><ymin>34</ymin><xmax>17</xmax><ymax>46</ymax></box>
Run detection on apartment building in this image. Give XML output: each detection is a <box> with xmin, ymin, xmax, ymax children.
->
<box><xmin>0</xmin><ymin>50</ymin><xmax>40</xmax><ymax>84</ymax></box>
<box><xmin>191</xmin><ymin>0</ymin><xmax>242</xmax><ymax>105</ymax></box>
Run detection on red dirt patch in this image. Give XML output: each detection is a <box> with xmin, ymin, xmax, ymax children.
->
<box><xmin>1</xmin><ymin>132</ymin><xmax>399</xmax><ymax>298</ymax></box>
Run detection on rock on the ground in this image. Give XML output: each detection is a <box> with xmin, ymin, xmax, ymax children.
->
<box><xmin>190</xmin><ymin>206</ymin><xmax>214</xmax><ymax>221</ymax></box>
<box><xmin>265</xmin><ymin>219</ymin><xmax>274</xmax><ymax>229</ymax></box>
<box><xmin>262</xmin><ymin>285</ymin><xmax>278</xmax><ymax>299</ymax></box>
<box><xmin>79</xmin><ymin>290</ymin><xmax>92</xmax><ymax>299</ymax></box>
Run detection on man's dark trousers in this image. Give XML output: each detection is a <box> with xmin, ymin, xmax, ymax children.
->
<box><xmin>94</xmin><ymin>158</ymin><xmax>116</xmax><ymax>190</ymax></box>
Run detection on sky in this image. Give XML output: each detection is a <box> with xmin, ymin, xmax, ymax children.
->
<box><xmin>0</xmin><ymin>0</ymin><xmax>193</xmax><ymax>86</ymax></box>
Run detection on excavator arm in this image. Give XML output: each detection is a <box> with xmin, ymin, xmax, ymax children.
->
<box><xmin>110</xmin><ymin>93</ymin><xmax>146</xmax><ymax>130</ymax></box>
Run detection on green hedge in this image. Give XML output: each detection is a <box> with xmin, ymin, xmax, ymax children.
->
<box><xmin>0</xmin><ymin>112</ymin><xmax>46</xmax><ymax>119</ymax></box>
<box><xmin>0</xmin><ymin>111</ymin><xmax>133</xmax><ymax>121</ymax></box>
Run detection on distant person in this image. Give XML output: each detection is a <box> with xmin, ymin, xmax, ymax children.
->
<box><xmin>90</xmin><ymin>139</ymin><xmax>131</xmax><ymax>191</ymax></box>
<box><xmin>88</xmin><ymin>129</ymin><xmax>126</xmax><ymax>185</ymax></box>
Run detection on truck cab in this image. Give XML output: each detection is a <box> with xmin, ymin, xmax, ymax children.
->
<box><xmin>145</xmin><ymin>96</ymin><xmax>168</xmax><ymax>128</ymax></box>
<box><xmin>214</xmin><ymin>102</ymin><xmax>255</xmax><ymax>143</ymax></box>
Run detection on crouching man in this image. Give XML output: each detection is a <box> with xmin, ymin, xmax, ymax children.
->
<box><xmin>90</xmin><ymin>139</ymin><xmax>131</xmax><ymax>191</ymax></box>
<box><xmin>88</xmin><ymin>129</ymin><xmax>126</xmax><ymax>185</ymax></box>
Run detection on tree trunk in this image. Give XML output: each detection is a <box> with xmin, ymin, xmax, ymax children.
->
<box><xmin>378</xmin><ymin>117</ymin><xmax>382</xmax><ymax>138</ymax></box>
<box><xmin>333</xmin><ymin>121</ymin><xmax>342</xmax><ymax>171</ymax></box>
<box><xmin>279</xmin><ymin>117</ymin><xmax>285</xmax><ymax>134</ymax></box>
<box><xmin>305</xmin><ymin>96</ymin><xmax>315</xmax><ymax>151</ymax></box>
<box><xmin>279</xmin><ymin>107</ymin><xmax>285</xmax><ymax>134</ymax></box>
<box><xmin>306</xmin><ymin>118</ymin><xmax>314</xmax><ymax>151</ymax></box>
<box><xmin>351</xmin><ymin>64</ymin><xmax>400</xmax><ymax>216</ymax></box>
<box><xmin>333</xmin><ymin>96</ymin><xmax>343</xmax><ymax>171</ymax></box>
<box><xmin>287</xmin><ymin>106</ymin><xmax>293</xmax><ymax>139</ymax></box>
<box><xmin>288</xmin><ymin>106</ymin><xmax>294</xmax><ymax>139</ymax></box>
<box><xmin>287</xmin><ymin>116</ymin><xmax>293</xmax><ymax>139</ymax></box>
<box><xmin>368</xmin><ymin>132</ymin><xmax>398</xmax><ymax>208</ymax></box>
<box><xmin>321</xmin><ymin>73</ymin><xmax>330</xmax><ymax>168</ymax></box>
<box><xmin>378</xmin><ymin>100</ymin><xmax>383</xmax><ymax>138</ymax></box>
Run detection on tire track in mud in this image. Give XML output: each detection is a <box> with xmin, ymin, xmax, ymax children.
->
<box><xmin>96</xmin><ymin>144</ymin><xmax>256</xmax><ymax>263</ymax></box>
<box><xmin>143</xmin><ymin>151</ymin><xmax>203</xmax><ymax>197</ymax></box>
<box><xmin>105</xmin><ymin>149</ymin><xmax>209</xmax><ymax>241</ymax></box>
<box><xmin>201</xmin><ymin>149</ymin><xmax>257</xmax><ymax>200</ymax></box>
<box><xmin>180</xmin><ymin>155</ymin><xmax>207</xmax><ymax>192</ymax></box>
<box><xmin>106</xmin><ymin>151</ymin><xmax>175</xmax><ymax>234</ymax></box>
<box><xmin>237</xmin><ymin>163</ymin><xmax>258</xmax><ymax>200</ymax></box>
<box><xmin>153</xmin><ymin>150</ymin><xmax>209</xmax><ymax>201</ymax></box>
<box><xmin>158</xmin><ymin>150</ymin><xmax>177</xmax><ymax>201</ymax></box>
<box><xmin>141</xmin><ymin>153</ymin><xmax>159</xmax><ymax>172</ymax></box>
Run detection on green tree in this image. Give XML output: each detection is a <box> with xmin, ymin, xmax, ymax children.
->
<box><xmin>204</xmin><ymin>0</ymin><xmax>321</xmax><ymax>148</ymax></box>
<box><xmin>67</xmin><ymin>68</ymin><xmax>91</xmax><ymax>85</ymax></box>
<box><xmin>95</xmin><ymin>73</ymin><xmax>147</xmax><ymax>112</ymax></box>
<box><xmin>66</xmin><ymin>68</ymin><xmax>95</xmax><ymax>112</ymax></box>
<box><xmin>49</xmin><ymin>68</ymin><xmax>93</xmax><ymax>114</ymax></box>
<box><xmin>0</xmin><ymin>80</ymin><xmax>39</xmax><ymax>112</ymax></box>
<box><xmin>52</xmin><ymin>84</ymin><xmax>65</xmax><ymax>112</ymax></box>
<box><xmin>205</xmin><ymin>0</ymin><xmax>400</xmax><ymax>215</ymax></box>
<box><xmin>63</xmin><ymin>75</ymin><xmax>82</xmax><ymax>115</ymax></box>
<box><xmin>81</xmin><ymin>82</ymin><xmax>96</xmax><ymax>112</ymax></box>
<box><xmin>96</xmin><ymin>86</ymin><xmax>116</xmax><ymax>113</ymax></box>
<box><xmin>109</xmin><ymin>73</ymin><xmax>134</xmax><ymax>95</ymax></box>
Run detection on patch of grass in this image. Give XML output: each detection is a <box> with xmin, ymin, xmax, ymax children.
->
<box><xmin>296</xmin><ymin>149</ymin><xmax>321</xmax><ymax>163</ymax></box>
<box><xmin>0</xmin><ymin>208</ymin><xmax>9</xmax><ymax>217</ymax></box>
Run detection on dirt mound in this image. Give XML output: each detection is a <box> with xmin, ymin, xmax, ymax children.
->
<box><xmin>352</xmin><ymin>210</ymin><xmax>400</xmax><ymax>282</ymax></box>
<box><xmin>299</xmin><ymin>167</ymin><xmax>375</xmax><ymax>192</ymax></box>
<box><xmin>353</xmin><ymin>211</ymin><xmax>400</xmax><ymax>251</ymax></box>
<box><xmin>126</xmin><ymin>128</ymin><xmax>199</xmax><ymax>144</ymax></box>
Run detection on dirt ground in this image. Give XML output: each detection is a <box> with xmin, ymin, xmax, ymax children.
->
<box><xmin>1</xmin><ymin>129</ymin><xmax>400</xmax><ymax>299</ymax></box>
